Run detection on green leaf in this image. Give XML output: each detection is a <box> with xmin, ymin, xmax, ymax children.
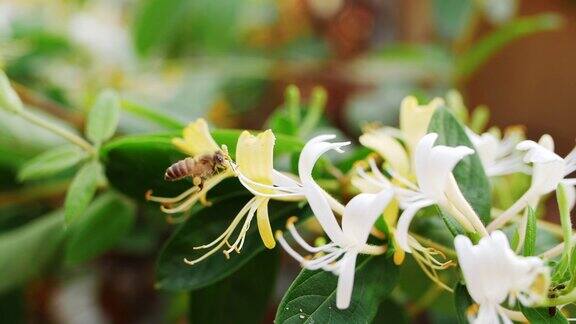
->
<box><xmin>18</xmin><ymin>145</ymin><xmax>86</xmax><ymax>181</ymax></box>
<box><xmin>372</xmin><ymin>299</ymin><xmax>409</xmax><ymax>324</ymax></box>
<box><xmin>0</xmin><ymin>211</ymin><xmax>64</xmax><ymax>293</ymax></box>
<box><xmin>64</xmin><ymin>160</ymin><xmax>101</xmax><ymax>225</ymax></box>
<box><xmin>65</xmin><ymin>192</ymin><xmax>135</xmax><ymax>265</ymax></box>
<box><xmin>457</xmin><ymin>14</ymin><xmax>563</xmax><ymax>80</ymax></box>
<box><xmin>86</xmin><ymin>90</ymin><xmax>121</xmax><ymax>144</ymax></box>
<box><xmin>523</xmin><ymin>207</ymin><xmax>537</xmax><ymax>256</ymax></box>
<box><xmin>156</xmin><ymin>194</ymin><xmax>305</xmax><ymax>291</ymax></box>
<box><xmin>188</xmin><ymin>249</ymin><xmax>279</xmax><ymax>324</ymax></box>
<box><xmin>275</xmin><ymin>255</ymin><xmax>398</xmax><ymax>323</ymax></box>
<box><xmin>521</xmin><ymin>304</ymin><xmax>568</xmax><ymax>324</ymax></box>
<box><xmin>101</xmin><ymin>131</ymin><xmax>303</xmax><ymax>200</ymax></box>
<box><xmin>454</xmin><ymin>282</ymin><xmax>474</xmax><ymax>324</ymax></box>
<box><xmin>428</xmin><ymin>108</ymin><xmax>492</xmax><ymax>225</ymax></box>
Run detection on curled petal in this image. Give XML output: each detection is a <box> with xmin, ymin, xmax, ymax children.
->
<box><xmin>236</xmin><ymin>130</ymin><xmax>275</xmax><ymax>189</ymax></box>
<box><xmin>414</xmin><ymin>133</ymin><xmax>474</xmax><ymax>202</ymax></box>
<box><xmin>342</xmin><ymin>189</ymin><xmax>394</xmax><ymax>245</ymax></box>
<box><xmin>172</xmin><ymin>119</ymin><xmax>220</xmax><ymax>156</ymax></box>
<box><xmin>395</xmin><ymin>199</ymin><xmax>434</xmax><ymax>252</ymax></box>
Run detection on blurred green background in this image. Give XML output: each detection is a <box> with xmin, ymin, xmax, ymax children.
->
<box><xmin>0</xmin><ymin>0</ymin><xmax>574</xmax><ymax>323</ymax></box>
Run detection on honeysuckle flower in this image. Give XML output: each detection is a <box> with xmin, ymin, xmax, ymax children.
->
<box><xmin>359</xmin><ymin>128</ymin><xmax>410</xmax><ymax>177</ymax></box>
<box><xmin>399</xmin><ymin>96</ymin><xmax>443</xmax><ymax>154</ymax></box>
<box><xmin>146</xmin><ymin>119</ymin><xmax>235</xmax><ymax>214</ymax></box>
<box><xmin>467</xmin><ymin>128</ymin><xmax>530</xmax><ymax>177</ymax></box>
<box><xmin>455</xmin><ymin>230</ymin><xmax>549</xmax><ymax>324</ymax></box>
<box><xmin>395</xmin><ymin>133</ymin><xmax>488</xmax><ymax>252</ymax></box>
<box><xmin>185</xmin><ymin>129</ymin><xmax>304</xmax><ymax>265</ymax></box>
<box><xmin>276</xmin><ymin>189</ymin><xmax>394</xmax><ymax>309</ymax></box>
<box><xmin>487</xmin><ymin>135</ymin><xmax>576</xmax><ymax>231</ymax></box>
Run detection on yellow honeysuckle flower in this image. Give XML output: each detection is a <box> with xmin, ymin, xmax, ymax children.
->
<box><xmin>236</xmin><ymin>130</ymin><xmax>276</xmax><ymax>248</ymax></box>
<box><xmin>172</xmin><ymin>119</ymin><xmax>220</xmax><ymax>156</ymax></box>
<box><xmin>359</xmin><ymin>129</ymin><xmax>410</xmax><ymax>177</ymax></box>
<box><xmin>146</xmin><ymin>119</ymin><xmax>234</xmax><ymax>217</ymax></box>
<box><xmin>400</xmin><ymin>96</ymin><xmax>443</xmax><ymax>154</ymax></box>
<box><xmin>185</xmin><ymin>129</ymin><xmax>305</xmax><ymax>265</ymax></box>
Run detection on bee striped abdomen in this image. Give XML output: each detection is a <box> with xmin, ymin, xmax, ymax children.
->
<box><xmin>164</xmin><ymin>158</ymin><xmax>195</xmax><ymax>181</ymax></box>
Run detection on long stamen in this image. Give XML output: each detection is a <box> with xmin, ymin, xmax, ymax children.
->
<box><xmin>160</xmin><ymin>193</ymin><xmax>202</xmax><ymax>214</ymax></box>
<box><xmin>184</xmin><ymin>199</ymin><xmax>255</xmax><ymax>265</ymax></box>
<box><xmin>145</xmin><ymin>187</ymin><xmax>199</xmax><ymax>204</ymax></box>
<box><xmin>224</xmin><ymin>200</ymin><xmax>259</xmax><ymax>257</ymax></box>
<box><xmin>303</xmin><ymin>250</ymin><xmax>345</xmax><ymax>270</ymax></box>
<box><xmin>285</xmin><ymin>217</ymin><xmax>338</xmax><ymax>253</ymax></box>
<box><xmin>276</xmin><ymin>231</ymin><xmax>308</xmax><ymax>263</ymax></box>
<box><xmin>368</xmin><ymin>158</ymin><xmax>390</xmax><ymax>185</ymax></box>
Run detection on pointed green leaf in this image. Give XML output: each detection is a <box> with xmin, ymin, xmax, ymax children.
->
<box><xmin>65</xmin><ymin>192</ymin><xmax>135</xmax><ymax>265</ymax></box>
<box><xmin>523</xmin><ymin>207</ymin><xmax>537</xmax><ymax>256</ymax></box>
<box><xmin>275</xmin><ymin>255</ymin><xmax>398</xmax><ymax>323</ymax></box>
<box><xmin>18</xmin><ymin>145</ymin><xmax>86</xmax><ymax>181</ymax></box>
<box><xmin>0</xmin><ymin>211</ymin><xmax>64</xmax><ymax>293</ymax></box>
<box><xmin>188</xmin><ymin>249</ymin><xmax>279</xmax><ymax>323</ymax></box>
<box><xmin>64</xmin><ymin>160</ymin><xmax>101</xmax><ymax>225</ymax></box>
<box><xmin>86</xmin><ymin>90</ymin><xmax>120</xmax><ymax>144</ymax></box>
<box><xmin>428</xmin><ymin>108</ymin><xmax>492</xmax><ymax>226</ymax></box>
<box><xmin>521</xmin><ymin>304</ymin><xmax>568</xmax><ymax>324</ymax></box>
<box><xmin>156</xmin><ymin>194</ymin><xmax>305</xmax><ymax>291</ymax></box>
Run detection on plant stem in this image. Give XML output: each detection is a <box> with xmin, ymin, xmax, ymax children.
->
<box><xmin>18</xmin><ymin>109</ymin><xmax>95</xmax><ymax>154</ymax></box>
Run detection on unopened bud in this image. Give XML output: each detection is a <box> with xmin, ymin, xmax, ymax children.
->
<box><xmin>0</xmin><ymin>71</ymin><xmax>23</xmax><ymax>113</ymax></box>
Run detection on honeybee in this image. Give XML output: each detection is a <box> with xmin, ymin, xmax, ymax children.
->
<box><xmin>164</xmin><ymin>150</ymin><xmax>227</xmax><ymax>189</ymax></box>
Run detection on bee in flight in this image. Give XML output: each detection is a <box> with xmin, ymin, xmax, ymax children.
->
<box><xmin>164</xmin><ymin>150</ymin><xmax>228</xmax><ymax>189</ymax></box>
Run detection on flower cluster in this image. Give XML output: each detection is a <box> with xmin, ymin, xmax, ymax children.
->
<box><xmin>149</xmin><ymin>93</ymin><xmax>576</xmax><ymax>321</ymax></box>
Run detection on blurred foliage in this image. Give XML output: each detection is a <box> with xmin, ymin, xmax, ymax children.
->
<box><xmin>0</xmin><ymin>0</ymin><xmax>567</xmax><ymax>322</ymax></box>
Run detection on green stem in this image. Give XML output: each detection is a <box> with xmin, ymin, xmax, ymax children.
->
<box><xmin>120</xmin><ymin>99</ymin><xmax>184</xmax><ymax>130</ymax></box>
<box><xmin>18</xmin><ymin>109</ymin><xmax>95</xmax><ymax>154</ymax></box>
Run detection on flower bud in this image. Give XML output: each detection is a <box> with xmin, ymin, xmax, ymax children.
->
<box><xmin>0</xmin><ymin>71</ymin><xmax>23</xmax><ymax>113</ymax></box>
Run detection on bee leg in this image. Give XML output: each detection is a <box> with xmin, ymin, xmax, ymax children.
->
<box><xmin>193</xmin><ymin>176</ymin><xmax>203</xmax><ymax>189</ymax></box>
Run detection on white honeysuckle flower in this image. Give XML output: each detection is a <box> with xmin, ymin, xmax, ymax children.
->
<box><xmin>352</xmin><ymin>157</ymin><xmax>392</xmax><ymax>194</ymax></box>
<box><xmin>488</xmin><ymin>135</ymin><xmax>576</xmax><ymax>231</ymax></box>
<box><xmin>467</xmin><ymin>128</ymin><xmax>530</xmax><ymax>177</ymax></box>
<box><xmin>276</xmin><ymin>189</ymin><xmax>393</xmax><ymax>309</ymax></box>
<box><xmin>395</xmin><ymin>133</ymin><xmax>488</xmax><ymax>252</ymax></box>
<box><xmin>455</xmin><ymin>230</ymin><xmax>549</xmax><ymax>324</ymax></box>
<box><xmin>400</xmin><ymin>96</ymin><xmax>443</xmax><ymax>154</ymax></box>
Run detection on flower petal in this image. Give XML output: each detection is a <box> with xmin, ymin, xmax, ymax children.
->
<box><xmin>395</xmin><ymin>199</ymin><xmax>434</xmax><ymax>252</ymax></box>
<box><xmin>172</xmin><ymin>119</ymin><xmax>220</xmax><ymax>156</ymax></box>
<box><xmin>336</xmin><ymin>251</ymin><xmax>358</xmax><ymax>309</ymax></box>
<box><xmin>236</xmin><ymin>130</ymin><xmax>275</xmax><ymax>186</ymax></box>
<box><xmin>517</xmin><ymin>140</ymin><xmax>565</xmax><ymax>195</ymax></box>
<box><xmin>297</xmin><ymin>135</ymin><xmax>350</xmax><ymax>246</ymax></box>
<box><xmin>341</xmin><ymin>189</ymin><xmax>394</xmax><ymax>245</ymax></box>
<box><xmin>400</xmin><ymin>96</ymin><xmax>442</xmax><ymax>153</ymax></box>
<box><xmin>359</xmin><ymin>130</ymin><xmax>410</xmax><ymax>176</ymax></box>
<box><xmin>414</xmin><ymin>133</ymin><xmax>474</xmax><ymax>202</ymax></box>
<box><xmin>256</xmin><ymin>198</ymin><xmax>275</xmax><ymax>249</ymax></box>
